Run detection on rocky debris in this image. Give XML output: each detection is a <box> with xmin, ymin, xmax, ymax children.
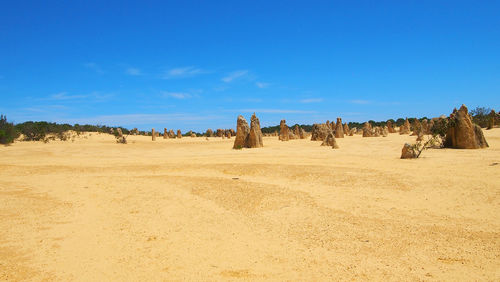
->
<box><xmin>311</xmin><ymin>123</ymin><xmax>333</xmax><ymax>141</ymax></box>
<box><xmin>444</xmin><ymin>105</ymin><xmax>489</xmax><ymax>149</ymax></box>
<box><xmin>177</xmin><ymin>130</ymin><xmax>182</xmax><ymax>139</ymax></box>
<box><xmin>401</xmin><ymin>143</ymin><xmax>417</xmax><ymax>159</ymax></box>
<box><xmin>152</xmin><ymin>128</ymin><xmax>156</xmax><ymax>141</ymax></box>
<box><xmin>233</xmin><ymin>113</ymin><xmax>264</xmax><ymax>149</ymax></box>
<box><xmin>279</xmin><ymin>120</ymin><xmax>289</xmax><ymax>141</ymax></box>
<box><xmin>399</xmin><ymin>118</ymin><xmax>411</xmax><ymax>134</ymax></box>
<box><xmin>387</xmin><ymin>121</ymin><xmax>396</xmax><ymax>133</ymax></box>
<box><xmin>335</xmin><ymin>118</ymin><xmax>344</xmax><ymax>138</ymax></box>
<box><xmin>321</xmin><ymin>132</ymin><xmax>339</xmax><ymax>149</ymax></box>
<box><xmin>362</xmin><ymin>122</ymin><xmax>373</xmax><ymax>137</ymax></box>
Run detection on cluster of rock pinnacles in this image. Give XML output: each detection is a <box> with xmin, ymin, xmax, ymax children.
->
<box><xmin>233</xmin><ymin>113</ymin><xmax>264</xmax><ymax>149</ymax></box>
<box><xmin>128</xmin><ymin>104</ymin><xmax>492</xmax><ymax>156</ymax></box>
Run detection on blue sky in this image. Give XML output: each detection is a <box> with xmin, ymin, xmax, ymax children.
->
<box><xmin>1</xmin><ymin>1</ymin><xmax>499</xmax><ymax>131</ymax></box>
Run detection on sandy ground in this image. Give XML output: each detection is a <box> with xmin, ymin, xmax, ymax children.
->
<box><xmin>0</xmin><ymin>129</ymin><xmax>499</xmax><ymax>281</ymax></box>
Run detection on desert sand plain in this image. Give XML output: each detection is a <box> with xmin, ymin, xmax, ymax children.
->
<box><xmin>0</xmin><ymin>129</ymin><xmax>499</xmax><ymax>281</ymax></box>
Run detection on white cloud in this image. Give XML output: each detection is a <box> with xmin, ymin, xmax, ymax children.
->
<box><xmin>349</xmin><ymin>99</ymin><xmax>371</xmax><ymax>105</ymax></box>
<box><xmin>161</xmin><ymin>91</ymin><xmax>192</xmax><ymax>99</ymax></box>
<box><xmin>59</xmin><ymin>113</ymin><xmax>222</xmax><ymax>126</ymax></box>
<box><xmin>300</xmin><ymin>98</ymin><xmax>323</xmax><ymax>103</ymax></box>
<box><xmin>49</xmin><ymin>92</ymin><xmax>88</xmax><ymax>100</ymax></box>
<box><xmin>163</xmin><ymin>67</ymin><xmax>204</xmax><ymax>79</ymax></box>
<box><xmin>222</xmin><ymin>70</ymin><xmax>248</xmax><ymax>83</ymax></box>
<box><xmin>256</xmin><ymin>82</ymin><xmax>269</xmax><ymax>88</ymax></box>
<box><xmin>238</xmin><ymin>109</ymin><xmax>316</xmax><ymax>114</ymax></box>
<box><xmin>84</xmin><ymin>62</ymin><xmax>104</xmax><ymax>74</ymax></box>
<box><xmin>126</xmin><ymin>67</ymin><xmax>141</xmax><ymax>76</ymax></box>
<box><xmin>44</xmin><ymin>91</ymin><xmax>114</xmax><ymax>102</ymax></box>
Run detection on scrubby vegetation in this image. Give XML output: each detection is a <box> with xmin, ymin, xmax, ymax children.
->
<box><xmin>0</xmin><ymin>115</ymin><xmax>18</xmax><ymax>145</ymax></box>
<box><xmin>470</xmin><ymin>107</ymin><xmax>494</xmax><ymax>128</ymax></box>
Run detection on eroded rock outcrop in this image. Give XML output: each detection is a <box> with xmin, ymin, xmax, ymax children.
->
<box><xmin>387</xmin><ymin>121</ymin><xmax>396</xmax><ymax>133</ymax></box>
<box><xmin>279</xmin><ymin>120</ymin><xmax>289</xmax><ymax>141</ymax></box>
<box><xmin>233</xmin><ymin>113</ymin><xmax>263</xmax><ymax>149</ymax></box>
<box><xmin>321</xmin><ymin>132</ymin><xmax>339</xmax><ymax>149</ymax></box>
<box><xmin>401</xmin><ymin>143</ymin><xmax>417</xmax><ymax>159</ymax></box>
<box><xmin>335</xmin><ymin>118</ymin><xmax>344</xmax><ymax>138</ymax></box>
<box><xmin>152</xmin><ymin>128</ymin><xmax>156</xmax><ymax>141</ymax></box>
<box><xmin>399</xmin><ymin>118</ymin><xmax>411</xmax><ymax>135</ymax></box>
<box><xmin>177</xmin><ymin>130</ymin><xmax>182</xmax><ymax>139</ymax></box>
<box><xmin>362</xmin><ymin>122</ymin><xmax>373</xmax><ymax>137</ymax></box>
<box><xmin>444</xmin><ymin>105</ymin><xmax>488</xmax><ymax>149</ymax></box>
<box><xmin>311</xmin><ymin>123</ymin><xmax>333</xmax><ymax>141</ymax></box>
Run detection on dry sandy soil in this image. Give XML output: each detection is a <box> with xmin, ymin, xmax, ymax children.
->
<box><xmin>1</xmin><ymin>130</ymin><xmax>499</xmax><ymax>281</ymax></box>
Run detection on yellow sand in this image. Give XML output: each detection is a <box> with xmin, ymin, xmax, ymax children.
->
<box><xmin>1</xmin><ymin>130</ymin><xmax>499</xmax><ymax>281</ymax></box>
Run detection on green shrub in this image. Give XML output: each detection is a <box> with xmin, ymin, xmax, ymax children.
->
<box><xmin>0</xmin><ymin>115</ymin><xmax>19</xmax><ymax>144</ymax></box>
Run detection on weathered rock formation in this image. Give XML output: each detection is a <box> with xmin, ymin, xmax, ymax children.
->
<box><xmin>335</xmin><ymin>118</ymin><xmax>344</xmax><ymax>138</ymax></box>
<box><xmin>321</xmin><ymin>132</ymin><xmax>339</xmax><ymax>149</ymax></box>
<box><xmin>399</xmin><ymin>118</ymin><xmax>411</xmax><ymax>135</ymax></box>
<box><xmin>279</xmin><ymin>120</ymin><xmax>289</xmax><ymax>141</ymax></box>
<box><xmin>444</xmin><ymin>105</ymin><xmax>488</xmax><ymax>149</ymax></box>
<box><xmin>343</xmin><ymin>123</ymin><xmax>350</xmax><ymax>136</ymax></box>
<box><xmin>401</xmin><ymin>143</ymin><xmax>417</xmax><ymax>159</ymax></box>
<box><xmin>177</xmin><ymin>130</ymin><xmax>182</xmax><ymax>139</ymax></box>
<box><xmin>116</xmin><ymin>128</ymin><xmax>123</xmax><ymax>137</ymax></box>
<box><xmin>233</xmin><ymin>114</ymin><xmax>264</xmax><ymax>149</ymax></box>
<box><xmin>248</xmin><ymin>113</ymin><xmax>264</xmax><ymax>147</ymax></box>
<box><xmin>164</xmin><ymin>128</ymin><xmax>169</xmax><ymax>139</ymax></box>
<box><xmin>152</xmin><ymin>128</ymin><xmax>156</xmax><ymax>141</ymax></box>
<box><xmin>387</xmin><ymin>121</ymin><xmax>396</xmax><ymax>133</ymax></box>
<box><xmin>169</xmin><ymin>129</ymin><xmax>175</xmax><ymax>138</ymax></box>
<box><xmin>311</xmin><ymin>123</ymin><xmax>333</xmax><ymax>141</ymax></box>
<box><xmin>362</xmin><ymin>122</ymin><xmax>373</xmax><ymax>137</ymax></box>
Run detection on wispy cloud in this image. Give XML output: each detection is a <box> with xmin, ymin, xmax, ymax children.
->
<box><xmin>42</xmin><ymin>91</ymin><xmax>113</xmax><ymax>102</ymax></box>
<box><xmin>161</xmin><ymin>91</ymin><xmax>192</xmax><ymax>99</ymax></box>
<box><xmin>237</xmin><ymin>108</ymin><xmax>316</xmax><ymax>114</ymax></box>
<box><xmin>349</xmin><ymin>99</ymin><xmax>371</xmax><ymax>105</ymax></box>
<box><xmin>59</xmin><ymin>113</ymin><xmax>222</xmax><ymax>126</ymax></box>
<box><xmin>256</xmin><ymin>82</ymin><xmax>269</xmax><ymax>88</ymax></box>
<box><xmin>126</xmin><ymin>67</ymin><xmax>142</xmax><ymax>76</ymax></box>
<box><xmin>49</xmin><ymin>92</ymin><xmax>87</xmax><ymax>100</ymax></box>
<box><xmin>84</xmin><ymin>62</ymin><xmax>105</xmax><ymax>74</ymax></box>
<box><xmin>163</xmin><ymin>66</ymin><xmax>204</xmax><ymax>79</ymax></box>
<box><xmin>222</xmin><ymin>70</ymin><xmax>248</xmax><ymax>83</ymax></box>
<box><xmin>300</xmin><ymin>98</ymin><xmax>323</xmax><ymax>103</ymax></box>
